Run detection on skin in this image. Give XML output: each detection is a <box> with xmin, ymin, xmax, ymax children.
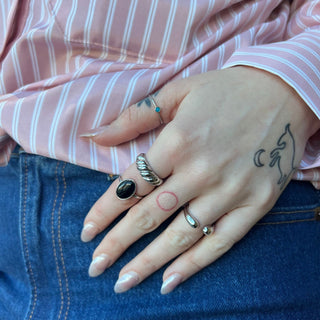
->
<box><xmin>80</xmin><ymin>66</ymin><xmax>320</xmax><ymax>294</ymax></box>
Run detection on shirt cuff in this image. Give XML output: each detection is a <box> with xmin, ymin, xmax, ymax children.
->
<box><xmin>222</xmin><ymin>29</ymin><xmax>320</xmax><ymax>171</ymax></box>
<box><xmin>222</xmin><ymin>29</ymin><xmax>320</xmax><ymax>120</ymax></box>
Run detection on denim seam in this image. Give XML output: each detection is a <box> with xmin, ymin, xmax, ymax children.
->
<box><xmin>22</xmin><ymin>157</ymin><xmax>38</xmax><ymax>320</ymax></box>
<box><xmin>257</xmin><ymin>217</ymin><xmax>316</xmax><ymax>226</ymax></box>
<box><xmin>51</xmin><ymin>162</ymin><xmax>65</xmax><ymax>320</ymax></box>
<box><xmin>57</xmin><ymin>163</ymin><xmax>70</xmax><ymax>320</ymax></box>
<box><xmin>258</xmin><ymin>207</ymin><xmax>318</xmax><ymax>225</ymax></box>
<box><xmin>269</xmin><ymin>209</ymin><xmax>317</xmax><ymax>215</ymax></box>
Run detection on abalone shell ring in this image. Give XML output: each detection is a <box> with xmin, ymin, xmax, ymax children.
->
<box><xmin>116</xmin><ymin>176</ymin><xmax>143</xmax><ymax>200</ymax></box>
<box><xmin>136</xmin><ymin>153</ymin><xmax>163</xmax><ymax>186</ymax></box>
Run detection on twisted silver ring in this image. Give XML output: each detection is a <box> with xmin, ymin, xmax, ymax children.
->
<box><xmin>116</xmin><ymin>176</ymin><xmax>143</xmax><ymax>200</ymax></box>
<box><xmin>148</xmin><ymin>94</ymin><xmax>164</xmax><ymax>125</ymax></box>
<box><xmin>136</xmin><ymin>153</ymin><xmax>163</xmax><ymax>186</ymax></box>
<box><xmin>183</xmin><ymin>205</ymin><xmax>215</xmax><ymax>236</ymax></box>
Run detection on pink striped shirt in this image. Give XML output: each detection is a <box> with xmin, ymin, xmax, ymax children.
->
<box><xmin>0</xmin><ymin>0</ymin><xmax>320</xmax><ymax>186</ymax></box>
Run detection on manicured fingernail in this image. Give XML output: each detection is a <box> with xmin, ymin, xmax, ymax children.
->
<box><xmin>80</xmin><ymin>126</ymin><xmax>108</xmax><ymax>139</ymax></box>
<box><xmin>161</xmin><ymin>273</ymin><xmax>183</xmax><ymax>295</ymax></box>
<box><xmin>114</xmin><ymin>271</ymin><xmax>140</xmax><ymax>293</ymax></box>
<box><xmin>88</xmin><ymin>254</ymin><xmax>111</xmax><ymax>277</ymax></box>
<box><xmin>81</xmin><ymin>223</ymin><xmax>99</xmax><ymax>242</ymax></box>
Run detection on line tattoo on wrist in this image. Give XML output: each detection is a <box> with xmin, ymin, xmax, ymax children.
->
<box><xmin>253</xmin><ymin>123</ymin><xmax>296</xmax><ymax>190</ymax></box>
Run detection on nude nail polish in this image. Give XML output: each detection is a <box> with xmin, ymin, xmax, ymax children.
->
<box><xmin>81</xmin><ymin>223</ymin><xmax>99</xmax><ymax>242</ymax></box>
<box><xmin>79</xmin><ymin>126</ymin><xmax>108</xmax><ymax>139</ymax></box>
<box><xmin>114</xmin><ymin>271</ymin><xmax>140</xmax><ymax>293</ymax></box>
<box><xmin>160</xmin><ymin>273</ymin><xmax>183</xmax><ymax>295</ymax></box>
<box><xmin>88</xmin><ymin>254</ymin><xmax>111</xmax><ymax>277</ymax></box>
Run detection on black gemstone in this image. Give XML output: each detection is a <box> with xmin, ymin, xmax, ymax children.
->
<box><xmin>116</xmin><ymin>179</ymin><xmax>136</xmax><ymax>200</ymax></box>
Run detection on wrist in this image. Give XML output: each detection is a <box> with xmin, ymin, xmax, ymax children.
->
<box><xmin>237</xmin><ymin>66</ymin><xmax>320</xmax><ymax>140</ymax></box>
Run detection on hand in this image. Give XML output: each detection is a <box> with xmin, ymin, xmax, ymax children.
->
<box><xmin>80</xmin><ymin>67</ymin><xmax>319</xmax><ymax>294</ymax></box>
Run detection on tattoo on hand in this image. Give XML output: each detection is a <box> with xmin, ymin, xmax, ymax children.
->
<box><xmin>137</xmin><ymin>90</ymin><xmax>159</xmax><ymax>107</ymax></box>
<box><xmin>156</xmin><ymin>191</ymin><xmax>179</xmax><ymax>212</ymax></box>
<box><xmin>253</xmin><ymin>123</ymin><xmax>296</xmax><ymax>190</ymax></box>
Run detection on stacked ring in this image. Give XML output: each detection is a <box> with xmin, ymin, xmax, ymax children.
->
<box><xmin>183</xmin><ymin>205</ymin><xmax>215</xmax><ymax>236</ymax></box>
<box><xmin>136</xmin><ymin>153</ymin><xmax>163</xmax><ymax>186</ymax></box>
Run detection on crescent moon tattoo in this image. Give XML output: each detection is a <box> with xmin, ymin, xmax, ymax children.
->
<box><xmin>253</xmin><ymin>149</ymin><xmax>266</xmax><ymax>167</ymax></box>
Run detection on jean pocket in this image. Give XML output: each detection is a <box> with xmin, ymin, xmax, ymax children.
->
<box><xmin>258</xmin><ymin>207</ymin><xmax>319</xmax><ymax>226</ymax></box>
<box><xmin>257</xmin><ymin>181</ymin><xmax>320</xmax><ymax>225</ymax></box>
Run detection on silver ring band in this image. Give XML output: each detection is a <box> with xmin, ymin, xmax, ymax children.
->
<box><xmin>202</xmin><ymin>225</ymin><xmax>214</xmax><ymax>236</ymax></box>
<box><xmin>116</xmin><ymin>176</ymin><xmax>143</xmax><ymax>200</ymax></box>
<box><xmin>136</xmin><ymin>153</ymin><xmax>163</xmax><ymax>186</ymax></box>
<box><xmin>183</xmin><ymin>205</ymin><xmax>200</xmax><ymax>229</ymax></box>
<box><xmin>148</xmin><ymin>94</ymin><xmax>164</xmax><ymax>125</ymax></box>
<box><xmin>184</xmin><ymin>204</ymin><xmax>215</xmax><ymax>236</ymax></box>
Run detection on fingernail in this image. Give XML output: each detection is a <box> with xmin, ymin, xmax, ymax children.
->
<box><xmin>80</xmin><ymin>126</ymin><xmax>108</xmax><ymax>139</ymax></box>
<box><xmin>114</xmin><ymin>271</ymin><xmax>140</xmax><ymax>293</ymax></box>
<box><xmin>88</xmin><ymin>254</ymin><xmax>112</xmax><ymax>277</ymax></box>
<box><xmin>161</xmin><ymin>273</ymin><xmax>183</xmax><ymax>295</ymax></box>
<box><xmin>81</xmin><ymin>223</ymin><xmax>99</xmax><ymax>242</ymax></box>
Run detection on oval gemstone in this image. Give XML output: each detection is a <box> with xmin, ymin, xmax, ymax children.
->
<box><xmin>116</xmin><ymin>179</ymin><xmax>136</xmax><ymax>200</ymax></box>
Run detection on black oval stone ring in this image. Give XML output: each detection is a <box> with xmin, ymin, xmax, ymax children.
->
<box><xmin>116</xmin><ymin>176</ymin><xmax>143</xmax><ymax>200</ymax></box>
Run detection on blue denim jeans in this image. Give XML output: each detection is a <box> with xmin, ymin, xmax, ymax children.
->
<box><xmin>0</xmin><ymin>149</ymin><xmax>319</xmax><ymax>320</ymax></box>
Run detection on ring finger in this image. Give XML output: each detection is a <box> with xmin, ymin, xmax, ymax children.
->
<box><xmin>88</xmin><ymin>172</ymin><xmax>195</xmax><ymax>277</ymax></box>
<box><xmin>160</xmin><ymin>206</ymin><xmax>263</xmax><ymax>294</ymax></box>
<box><xmin>89</xmin><ymin>188</ymin><xmax>236</xmax><ymax>286</ymax></box>
<box><xmin>111</xmin><ymin>197</ymin><xmax>229</xmax><ymax>294</ymax></box>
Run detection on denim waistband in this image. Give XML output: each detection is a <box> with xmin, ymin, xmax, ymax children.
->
<box><xmin>1</xmin><ymin>147</ymin><xmax>319</xmax><ymax>319</ymax></box>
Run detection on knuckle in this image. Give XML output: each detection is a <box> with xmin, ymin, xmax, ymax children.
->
<box><xmin>90</xmin><ymin>201</ymin><xmax>107</xmax><ymax>219</ymax></box>
<box><xmin>129</xmin><ymin>206</ymin><xmax>158</xmax><ymax>233</ymax></box>
<box><xmin>256</xmin><ymin>181</ymin><xmax>278</xmax><ymax>212</ymax></box>
<box><xmin>220</xmin><ymin>182</ymin><xmax>246</xmax><ymax>205</ymax></box>
<box><xmin>123</xmin><ymin>106</ymin><xmax>136</xmax><ymax>123</ymax></box>
<box><xmin>138</xmin><ymin>255</ymin><xmax>159</xmax><ymax>273</ymax></box>
<box><xmin>188</xmin><ymin>157</ymin><xmax>219</xmax><ymax>188</ymax></box>
<box><xmin>188</xmin><ymin>254</ymin><xmax>206</xmax><ymax>273</ymax></box>
<box><xmin>165</xmin><ymin>228</ymin><xmax>195</xmax><ymax>251</ymax></box>
<box><xmin>207</xmin><ymin>235</ymin><xmax>234</xmax><ymax>257</ymax></box>
<box><xmin>166</xmin><ymin>127</ymin><xmax>189</xmax><ymax>160</ymax></box>
<box><xmin>93</xmin><ymin>237</ymin><xmax>125</xmax><ymax>258</ymax></box>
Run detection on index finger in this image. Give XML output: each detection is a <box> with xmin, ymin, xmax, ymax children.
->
<box><xmin>80</xmin><ymin>81</ymin><xmax>190</xmax><ymax>146</ymax></box>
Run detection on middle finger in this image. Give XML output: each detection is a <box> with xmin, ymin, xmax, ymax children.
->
<box><xmin>88</xmin><ymin>172</ymin><xmax>196</xmax><ymax>276</ymax></box>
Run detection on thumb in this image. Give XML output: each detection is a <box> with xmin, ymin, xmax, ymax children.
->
<box><xmin>79</xmin><ymin>80</ymin><xmax>191</xmax><ymax>146</ymax></box>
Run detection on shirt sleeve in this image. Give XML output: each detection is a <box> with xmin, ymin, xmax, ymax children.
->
<box><xmin>222</xmin><ymin>0</ymin><xmax>320</xmax><ymax>172</ymax></box>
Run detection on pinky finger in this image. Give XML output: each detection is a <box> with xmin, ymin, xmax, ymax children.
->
<box><xmin>160</xmin><ymin>206</ymin><xmax>263</xmax><ymax>294</ymax></box>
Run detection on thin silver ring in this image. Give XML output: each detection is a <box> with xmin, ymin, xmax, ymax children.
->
<box><xmin>148</xmin><ymin>94</ymin><xmax>164</xmax><ymax>125</ymax></box>
<box><xmin>136</xmin><ymin>153</ymin><xmax>163</xmax><ymax>187</ymax></box>
<box><xmin>116</xmin><ymin>176</ymin><xmax>143</xmax><ymax>200</ymax></box>
<box><xmin>183</xmin><ymin>205</ymin><xmax>215</xmax><ymax>236</ymax></box>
